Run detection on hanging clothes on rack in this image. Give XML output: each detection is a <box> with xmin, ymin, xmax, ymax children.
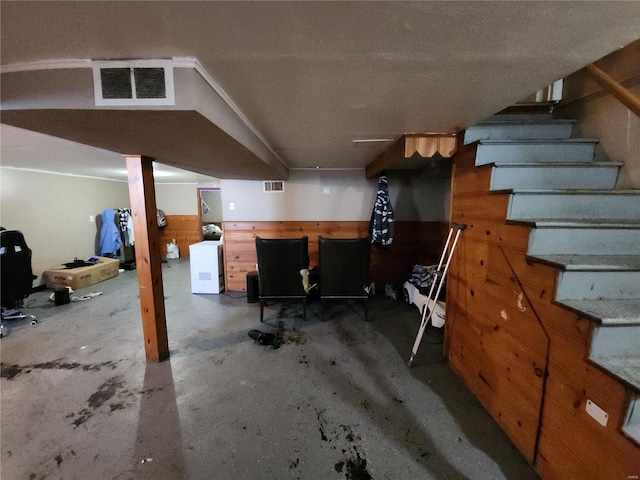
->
<box><xmin>370</xmin><ymin>175</ymin><xmax>395</xmax><ymax>247</ymax></box>
<box><xmin>117</xmin><ymin>208</ymin><xmax>135</xmax><ymax>247</ymax></box>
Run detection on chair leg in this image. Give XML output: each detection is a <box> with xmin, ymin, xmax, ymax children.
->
<box><xmin>321</xmin><ymin>299</ymin><xmax>325</xmax><ymax>321</ymax></box>
<box><xmin>260</xmin><ymin>299</ymin><xmax>264</xmax><ymax>322</ymax></box>
<box><xmin>363</xmin><ymin>298</ymin><xmax>368</xmax><ymax>322</ymax></box>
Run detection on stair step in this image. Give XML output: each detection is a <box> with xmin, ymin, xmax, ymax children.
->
<box><xmin>490</xmin><ymin>162</ymin><xmax>620</xmax><ymax>191</ymax></box>
<box><xmin>590</xmin><ymin>354</ymin><xmax>640</xmax><ymax>392</ymax></box>
<box><xmin>623</xmin><ymin>396</ymin><xmax>640</xmax><ymax>442</ymax></box>
<box><xmin>558</xmin><ymin>299</ymin><xmax>640</xmax><ymax>325</ymax></box>
<box><xmin>486</xmin><ymin>113</ymin><xmax>554</xmax><ymax>122</ymax></box>
<box><xmin>557</xmin><ymin>270</ymin><xmax>640</xmax><ymax>300</ymax></box>
<box><xmin>507</xmin><ymin>190</ymin><xmax>640</xmax><ymax>221</ymax></box>
<box><xmin>528</xmin><ymin>254</ymin><xmax>640</xmax><ymax>271</ymax></box>
<box><xmin>465</xmin><ymin>119</ymin><xmax>575</xmax><ymax>144</ymax></box>
<box><xmin>476</xmin><ymin>139</ymin><xmax>598</xmax><ymax>166</ymax></box>
<box><xmin>528</xmin><ymin>223</ymin><xmax>640</xmax><ymax>255</ymax></box>
<box><xmin>591</xmin><ymin>322</ymin><xmax>640</xmax><ymax>389</ymax></box>
<box><xmin>559</xmin><ymin>299</ymin><xmax>640</xmax><ymax>388</ymax></box>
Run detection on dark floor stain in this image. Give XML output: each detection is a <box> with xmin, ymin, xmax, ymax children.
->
<box><xmin>33</xmin><ymin>361</ymin><xmax>81</xmax><ymax>370</ymax></box>
<box><xmin>138</xmin><ymin>386</ymin><xmax>165</xmax><ymax>396</ymax></box>
<box><xmin>73</xmin><ymin>408</ymin><xmax>92</xmax><ymax>427</ymax></box>
<box><xmin>343</xmin><ymin>453</ymin><xmax>372</xmax><ymax>480</ymax></box>
<box><xmin>393</xmin><ymin>396</ymin><xmax>404</xmax><ymax>403</ymax></box>
<box><xmin>283</xmin><ymin>329</ymin><xmax>305</xmax><ymax>345</ymax></box>
<box><xmin>82</xmin><ymin>361</ymin><xmax>118</xmax><ymax>372</ymax></box>
<box><xmin>88</xmin><ymin>376</ymin><xmax>125</xmax><ymax>409</ymax></box>
<box><xmin>335</xmin><ymin>460</ymin><xmax>345</xmax><ymax>473</ymax></box>
<box><xmin>71</xmin><ymin>376</ymin><xmax>128</xmax><ymax>427</ymax></box>
<box><xmin>289</xmin><ymin>458</ymin><xmax>300</xmax><ymax>469</ymax></box>
<box><xmin>1</xmin><ymin>364</ymin><xmax>23</xmax><ymax>380</ymax></box>
<box><xmin>1</xmin><ymin>359</ymin><xmax>119</xmax><ymax>380</ymax></box>
<box><xmin>55</xmin><ymin>454</ymin><xmax>63</xmax><ymax>466</ymax></box>
<box><xmin>316</xmin><ymin>409</ymin><xmax>329</xmax><ymax>441</ymax></box>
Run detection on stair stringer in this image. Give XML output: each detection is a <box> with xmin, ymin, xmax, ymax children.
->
<box><xmin>447</xmin><ymin>135</ymin><xmax>640</xmax><ymax>480</ymax></box>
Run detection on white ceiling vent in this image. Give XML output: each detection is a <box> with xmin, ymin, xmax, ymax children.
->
<box><xmin>92</xmin><ymin>60</ymin><xmax>175</xmax><ymax>106</ymax></box>
<box><xmin>263</xmin><ymin>181</ymin><xmax>284</xmax><ymax>193</ymax></box>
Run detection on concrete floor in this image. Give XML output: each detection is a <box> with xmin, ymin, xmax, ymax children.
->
<box><xmin>1</xmin><ymin>258</ymin><xmax>539</xmax><ymax>480</ymax></box>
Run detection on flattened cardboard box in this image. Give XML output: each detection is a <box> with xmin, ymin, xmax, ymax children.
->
<box><xmin>43</xmin><ymin>257</ymin><xmax>120</xmax><ymax>290</ymax></box>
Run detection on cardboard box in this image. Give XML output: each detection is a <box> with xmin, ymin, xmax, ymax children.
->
<box><xmin>43</xmin><ymin>257</ymin><xmax>120</xmax><ymax>290</ymax></box>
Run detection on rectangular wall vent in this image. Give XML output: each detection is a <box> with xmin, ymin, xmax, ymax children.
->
<box><xmin>92</xmin><ymin>60</ymin><xmax>175</xmax><ymax>106</ymax></box>
<box><xmin>264</xmin><ymin>181</ymin><xmax>284</xmax><ymax>192</ymax></box>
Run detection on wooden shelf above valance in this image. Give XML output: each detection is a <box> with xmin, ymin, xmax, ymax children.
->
<box><xmin>365</xmin><ymin>134</ymin><xmax>457</xmax><ymax>179</ymax></box>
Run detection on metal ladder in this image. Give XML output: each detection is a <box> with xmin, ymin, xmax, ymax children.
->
<box><xmin>408</xmin><ymin>223</ymin><xmax>465</xmax><ymax>367</ymax></box>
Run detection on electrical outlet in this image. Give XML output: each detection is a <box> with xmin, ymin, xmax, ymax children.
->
<box><xmin>229</xmin><ymin>202</ymin><xmax>235</xmax><ymax>211</ymax></box>
<box><xmin>89</xmin><ymin>215</ymin><xmax>95</xmax><ymax>222</ymax></box>
<box><xmin>322</xmin><ymin>187</ymin><xmax>330</xmax><ymax>195</ymax></box>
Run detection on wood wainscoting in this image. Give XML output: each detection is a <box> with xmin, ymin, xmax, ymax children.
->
<box><xmin>159</xmin><ymin>215</ymin><xmax>201</xmax><ymax>258</ymax></box>
<box><xmin>222</xmin><ymin>221</ymin><xmax>448</xmax><ymax>292</ymax></box>
<box><xmin>446</xmin><ymin>143</ymin><xmax>640</xmax><ymax>478</ymax></box>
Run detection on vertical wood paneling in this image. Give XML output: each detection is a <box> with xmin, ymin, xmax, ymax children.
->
<box><xmin>159</xmin><ymin>215</ymin><xmax>202</xmax><ymax>258</ymax></box>
<box><xmin>222</xmin><ymin>221</ymin><xmax>447</xmax><ymax>291</ymax></box>
<box><xmin>446</xmin><ymin>142</ymin><xmax>640</xmax><ymax>478</ymax></box>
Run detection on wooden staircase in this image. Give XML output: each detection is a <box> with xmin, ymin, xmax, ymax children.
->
<box><xmin>447</xmin><ymin>113</ymin><xmax>640</xmax><ymax>478</ymax></box>
<box><xmin>467</xmin><ymin>114</ymin><xmax>640</xmax><ymax>390</ymax></box>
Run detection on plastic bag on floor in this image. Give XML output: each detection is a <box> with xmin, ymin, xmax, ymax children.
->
<box><xmin>166</xmin><ymin>240</ymin><xmax>180</xmax><ymax>259</ymax></box>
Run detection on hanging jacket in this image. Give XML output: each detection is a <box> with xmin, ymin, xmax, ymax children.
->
<box><xmin>99</xmin><ymin>208</ymin><xmax>122</xmax><ymax>256</ymax></box>
<box><xmin>370</xmin><ymin>175</ymin><xmax>395</xmax><ymax>247</ymax></box>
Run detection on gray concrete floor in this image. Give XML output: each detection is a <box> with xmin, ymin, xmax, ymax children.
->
<box><xmin>1</xmin><ymin>259</ymin><xmax>539</xmax><ymax>480</ymax></box>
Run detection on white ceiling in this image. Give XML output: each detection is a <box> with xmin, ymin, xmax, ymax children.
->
<box><xmin>0</xmin><ymin>124</ymin><xmax>218</xmax><ymax>184</ymax></box>
<box><xmin>1</xmin><ymin>1</ymin><xmax>640</xmax><ymax>181</ymax></box>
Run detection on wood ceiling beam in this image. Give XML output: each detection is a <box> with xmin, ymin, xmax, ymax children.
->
<box><xmin>365</xmin><ymin>134</ymin><xmax>457</xmax><ymax>179</ymax></box>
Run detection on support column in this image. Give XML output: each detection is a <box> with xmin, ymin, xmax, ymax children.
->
<box><xmin>126</xmin><ymin>155</ymin><xmax>169</xmax><ymax>362</ymax></box>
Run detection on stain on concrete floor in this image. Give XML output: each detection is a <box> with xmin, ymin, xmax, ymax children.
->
<box><xmin>0</xmin><ymin>359</ymin><xmax>118</xmax><ymax>380</ymax></box>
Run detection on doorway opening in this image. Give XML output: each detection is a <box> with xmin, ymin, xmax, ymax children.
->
<box><xmin>198</xmin><ymin>188</ymin><xmax>223</xmax><ymax>241</ymax></box>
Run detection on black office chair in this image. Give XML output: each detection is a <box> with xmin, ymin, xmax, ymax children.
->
<box><xmin>255</xmin><ymin>236</ymin><xmax>309</xmax><ymax>322</ymax></box>
<box><xmin>318</xmin><ymin>236</ymin><xmax>371</xmax><ymax>321</ymax></box>
<box><xmin>1</xmin><ymin>229</ymin><xmax>38</xmax><ymax>337</ymax></box>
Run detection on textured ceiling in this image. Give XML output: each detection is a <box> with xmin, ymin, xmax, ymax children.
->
<box><xmin>1</xmin><ymin>1</ymin><xmax>640</xmax><ymax>181</ymax></box>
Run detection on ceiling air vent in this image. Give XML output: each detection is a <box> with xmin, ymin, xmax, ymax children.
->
<box><xmin>92</xmin><ymin>60</ymin><xmax>175</xmax><ymax>106</ymax></box>
<box><xmin>264</xmin><ymin>181</ymin><xmax>284</xmax><ymax>193</ymax></box>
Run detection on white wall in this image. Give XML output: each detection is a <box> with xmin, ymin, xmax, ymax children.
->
<box><xmin>154</xmin><ymin>181</ymin><xmax>219</xmax><ymax>215</ymax></box>
<box><xmin>0</xmin><ymin>166</ymin><xmax>449</xmax><ymax>282</ymax></box>
<box><xmin>220</xmin><ymin>169</ymin><xmax>450</xmax><ymax>222</ymax></box>
<box><xmin>556</xmin><ymin>83</ymin><xmax>640</xmax><ymax>189</ymax></box>
<box><xmin>0</xmin><ymin>168</ymin><xmax>130</xmax><ymax>281</ymax></box>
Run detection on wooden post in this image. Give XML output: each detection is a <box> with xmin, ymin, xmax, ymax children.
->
<box><xmin>126</xmin><ymin>155</ymin><xmax>169</xmax><ymax>362</ymax></box>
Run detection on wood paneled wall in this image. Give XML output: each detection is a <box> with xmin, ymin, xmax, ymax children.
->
<box><xmin>222</xmin><ymin>221</ymin><xmax>448</xmax><ymax>292</ymax></box>
<box><xmin>447</xmin><ymin>143</ymin><xmax>640</xmax><ymax>478</ymax></box>
<box><xmin>159</xmin><ymin>215</ymin><xmax>201</xmax><ymax>258</ymax></box>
